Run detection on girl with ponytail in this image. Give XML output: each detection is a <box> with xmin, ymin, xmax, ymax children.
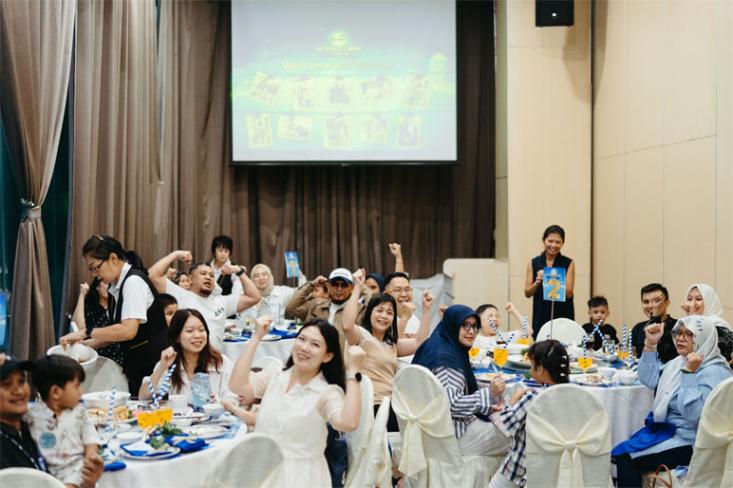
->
<box><xmin>61</xmin><ymin>235</ymin><xmax>168</xmax><ymax>394</ymax></box>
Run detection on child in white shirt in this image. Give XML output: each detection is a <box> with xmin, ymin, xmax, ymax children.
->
<box><xmin>28</xmin><ymin>355</ymin><xmax>100</xmax><ymax>488</ymax></box>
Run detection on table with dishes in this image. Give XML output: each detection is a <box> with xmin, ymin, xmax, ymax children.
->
<box><xmin>220</xmin><ymin>320</ymin><xmax>298</xmax><ymax>364</ymax></box>
<box><xmin>472</xmin><ymin>343</ymin><xmax>654</xmax><ymax>445</ymax></box>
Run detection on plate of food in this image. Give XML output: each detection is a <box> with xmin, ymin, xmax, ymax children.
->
<box><xmin>506</xmin><ymin>354</ymin><xmax>531</xmax><ymax>370</ymax></box>
<box><xmin>183</xmin><ymin>425</ymin><xmax>229</xmax><ymax>440</ymax></box>
<box><xmin>570</xmin><ymin>362</ymin><xmax>599</xmax><ymax>373</ymax></box>
<box><xmin>569</xmin><ymin>373</ymin><xmax>608</xmax><ymax>387</ymax></box>
<box><xmin>87</xmin><ymin>405</ymin><xmax>135</xmax><ymax>425</ymax></box>
<box><xmin>120</xmin><ymin>441</ymin><xmax>181</xmax><ymax>461</ymax></box>
<box><xmin>47</xmin><ymin>344</ymin><xmax>98</xmax><ymax>367</ymax></box>
<box><xmin>261</xmin><ymin>333</ymin><xmax>281</xmax><ymax>342</ymax></box>
<box><xmin>475</xmin><ymin>372</ymin><xmax>523</xmax><ymax>383</ymax></box>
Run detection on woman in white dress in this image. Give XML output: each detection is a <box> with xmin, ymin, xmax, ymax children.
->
<box><xmin>139</xmin><ymin>309</ymin><xmax>235</xmax><ymax>402</ymax></box>
<box><xmin>229</xmin><ymin>317</ymin><xmax>365</xmax><ymax>487</ymax></box>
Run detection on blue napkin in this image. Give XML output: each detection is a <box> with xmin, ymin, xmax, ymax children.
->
<box><xmin>166</xmin><ymin>435</ymin><xmax>209</xmax><ymax>453</ymax></box>
<box><xmin>120</xmin><ymin>440</ymin><xmax>173</xmax><ymax>458</ymax></box>
<box><xmin>104</xmin><ymin>460</ymin><xmax>126</xmax><ymax>471</ymax></box>
<box><xmin>269</xmin><ymin>328</ymin><xmax>297</xmax><ymax>339</ymax></box>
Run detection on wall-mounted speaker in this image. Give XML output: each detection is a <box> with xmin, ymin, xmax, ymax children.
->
<box><xmin>535</xmin><ymin>0</ymin><xmax>574</xmax><ymax>27</ymax></box>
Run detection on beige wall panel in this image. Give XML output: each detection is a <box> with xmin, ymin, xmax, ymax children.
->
<box><xmin>624</xmin><ymin>0</ymin><xmax>665</xmax><ymax>152</ymax></box>
<box><xmin>506</xmin><ymin>0</ymin><xmax>589</xmax><ymax>49</ymax></box>
<box><xmin>592</xmin><ymin>155</ymin><xmax>625</xmax><ymax>317</ymax></box>
<box><xmin>509</xmin><ymin>274</ymin><xmax>533</xmax><ymax>332</ymax></box>
<box><xmin>623</xmin><ymin>148</ymin><xmax>664</xmax><ymax>325</ymax></box>
<box><xmin>663</xmin><ymin>0</ymin><xmax>716</xmax><ymax>145</ymax></box>
<box><xmin>574</xmin><ymin>275</ymin><xmax>591</xmax><ymax>323</ymax></box>
<box><xmin>662</xmin><ymin>139</ymin><xmax>717</xmax><ymax>306</ymax></box>
<box><xmin>593</xmin><ymin>0</ymin><xmax>626</xmax><ymax>159</ymax></box>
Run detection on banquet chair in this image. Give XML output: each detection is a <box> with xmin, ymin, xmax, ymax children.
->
<box><xmin>251</xmin><ymin>355</ymin><xmax>284</xmax><ymax>371</ymax></box>
<box><xmin>347</xmin><ymin>396</ymin><xmax>392</xmax><ymax>488</ymax></box>
<box><xmin>346</xmin><ymin>375</ymin><xmax>374</xmax><ymax>480</ymax></box>
<box><xmin>205</xmin><ymin>433</ymin><xmax>284</xmax><ymax>488</ymax></box>
<box><xmin>81</xmin><ymin>356</ymin><xmax>129</xmax><ymax>394</ymax></box>
<box><xmin>0</xmin><ymin>468</ymin><xmax>66</xmax><ymax>488</ymax></box>
<box><xmin>525</xmin><ymin>383</ymin><xmax>612</xmax><ymax>488</ymax></box>
<box><xmin>682</xmin><ymin>375</ymin><xmax>733</xmax><ymax>488</ymax></box>
<box><xmin>391</xmin><ymin>365</ymin><xmax>498</xmax><ymax>488</ymax></box>
<box><xmin>537</xmin><ymin>318</ymin><xmax>586</xmax><ymax>344</ymax></box>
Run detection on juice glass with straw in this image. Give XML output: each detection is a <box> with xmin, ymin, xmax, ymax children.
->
<box><xmin>468</xmin><ymin>345</ymin><xmax>480</xmax><ymax>362</ymax></box>
<box><xmin>493</xmin><ymin>346</ymin><xmax>508</xmax><ymax>368</ymax></box>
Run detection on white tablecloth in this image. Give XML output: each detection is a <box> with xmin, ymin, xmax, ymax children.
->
<box><xmin>220</xmin><ymin>338</ymin><xmax>295</xmax><ymax>364</ymax></box>
<box><xmin>577</xmin><ymin>384</ymin><xmax>654</xmax><ymax>446</ymax></box>
<box><xmin>100</xmin><ymin>426</ymin><xmax>246</xmax><ymax>488</ymax></box>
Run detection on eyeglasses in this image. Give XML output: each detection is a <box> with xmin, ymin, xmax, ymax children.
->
<box><xmin>672</xmin><ymin>330</ymin><xmax>694</xmax><ymax>340</ymax></box>
<box><xmin>87</xmin><ymin>260</ymin><xmax>105</xmax><ymax>273</ymax></box>
<box><xmin>391</xmin><ymin>287</ymin><xmax>412</xmax><ymax>295</ymax></box>
<box><xmin>460</xmin><ymin>321</ymin><xmax>480</xmax><ymax>334</ymax></box>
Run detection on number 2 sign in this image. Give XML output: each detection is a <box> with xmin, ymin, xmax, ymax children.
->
<box><xmin>543</xmin><ymin>267</ymin><xmax>566</xmax><ymax>302</ymax></box>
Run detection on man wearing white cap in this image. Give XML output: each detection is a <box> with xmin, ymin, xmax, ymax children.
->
<box><xmin>285</xmin><ymin>267</ymin><xmax>372</xmax><ymax>351</ymax></box>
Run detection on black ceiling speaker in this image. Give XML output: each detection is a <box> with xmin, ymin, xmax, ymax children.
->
<box><xmin>536</xmin><ymin>0</ymin><xmax>574</xmax><ymax>27</ymax></box>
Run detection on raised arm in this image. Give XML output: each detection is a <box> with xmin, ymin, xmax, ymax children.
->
<box><xmin>228</xmin><ymin>317</ymin><xmax>272</xmax><ymax>403</ymax></box>
<box><xmin>222</xmin><ymin>265</ymin><xmax>262</xmax><ymax>313</ymax></box>
<box><xmin>341</xmin><ymin>269</ymin><xmax>365</xmax><ymax>346</ymax></box>
<box><xmin>524</xmin><ymin>261</ymin><xmax>541</xmax><ymax>298</ymax></box>
<box><xmin>139</xmin><ymin>348</ymin><xmax>177</xmax><ymax>400</ymax></box>
<box><xmin>328</xmin><ymin>346</ymin><xmax>365</xmax><ymax>432</ymax></box>
<box><xmin>149</xmin><ymin>250</ymin><xmax>193</xmax><ymax>293</ymax></box>
<box><xmin>505</xmin><ymin>302</ymin><xmax>525</xmax><ymax>325</ymax></box>
<box><xmin>397</xmin><ymin>290</ymin><xmax>434</xmax><ymax>356</ymax></box>
<box><xmin>389</xmin><ymin>243</ymin><xmax>405</xmax><ymax>273</ymax></box>
<box><xmin>285</xmin><ymin>277</ymin><xmax>326</xmax><ymax>320</ymax></box>
<box><xmin>71</xmin><ymin>283</ymin><xmax>90</xmax><ymax>333</ymax></box>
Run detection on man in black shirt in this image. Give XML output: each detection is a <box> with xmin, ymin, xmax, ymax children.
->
<box><xmin>0</xmin><ymin>354</ymin><xmax>103</xmax><ymax>485</ymax></box>
<box><xmin>630</xmin><ymin>283</ymin><xmax>678</xmax><ymax>363</ymax></box>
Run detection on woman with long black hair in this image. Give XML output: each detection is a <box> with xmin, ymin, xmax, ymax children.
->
<box><xmin>61</xmin><ymin>235</ymin><xmax>167</xmax><ymax>394</ymax></box>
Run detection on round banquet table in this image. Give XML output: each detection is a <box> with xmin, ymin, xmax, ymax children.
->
<box><xmin>220</xmin><ymin>337</ymin><xmax>295</xmax><ymax>364</ymax></box>
<box><xmin>100</xmin><ymin>426</ymin><xmax>247</xmax><ymax>488</ymax></box>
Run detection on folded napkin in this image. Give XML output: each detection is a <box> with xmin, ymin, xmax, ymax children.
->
<box><xmin>269</xmin><ymin>328</ymin><xmax>298</xmax><ymax>339</ymax></box>
<box><xmin>120</xmin><ymin>439</ymin><xmax>174</xmax><ymax>458</ymax></box>
<box><xmin>104</xmin><ymin>460</ymin><xmax>126</xmax><ymax>471</ymax></box>
<box><xmin>167</xmin><ymin>435</ymin><xmax>209</xmax><ymax>453</ymax></box>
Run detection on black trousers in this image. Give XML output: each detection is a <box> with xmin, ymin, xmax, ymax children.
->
<box><xmin>373</xmin><ymin>403</ymin><xmax>399</xmax><ymax>433</ymax></box>
<box><xmin>613</xmin><ymin>445</ymin><xmax>693</xmax><ymax>488</ymax></box>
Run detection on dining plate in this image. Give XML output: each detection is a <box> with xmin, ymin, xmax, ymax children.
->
<box><xmin>506</xmin><ymin>355</ymin><xmax>531</xmax><ymax>369</ymax></box>
<box><xmin>183</xmin><ymin>425</ymin><xmax>229</xmax><ymax>440</ymax></box>
<box><xmin>475</xmin><ymin>372</ymin><xmax>522</xmax><ymax>383</ymax></box>
<box><xmin>120</xmin><ymin>445</ymin><xmax>180</xmax><ymax>461</ymax></box>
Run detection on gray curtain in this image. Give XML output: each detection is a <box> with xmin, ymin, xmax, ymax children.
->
<box><xmin>0</xmin><ymin>0</ymin><xmax>75</xmax><ymax>358</ymax></box>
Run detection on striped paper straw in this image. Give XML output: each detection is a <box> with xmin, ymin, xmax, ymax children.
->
<box><xmin>522</xmin><ymin>316</ymin><xmax>528</xmax><ymax>339</ymax></box>
<box><xmin>105</xmin><ymin>387</ymin><xmax>116</xmax><ymax>436</ymax></box>
<box><xmin>622</xmin><ymin>323</ymin><xmax>627</xmax><ymax>354</ymax></box>
<box><xmin>488</xmin><ymin>318</ymin><xmax>507</xmax><ymax>343</ymax></box>
<box><xmin>156</xmin><ymin>363</ymin><xmax>177</xmax><ymax>403</ymax></box>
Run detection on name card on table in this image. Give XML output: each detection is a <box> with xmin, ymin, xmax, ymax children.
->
<box><xmin>284</xmin><ymin>251</ymin><xmax>301</xmax><ymax>278</ymax></box>
<box><xmin>543</xmin><ymin>267</ymin><xmax>566</xmax><ymax>302</ymax></box>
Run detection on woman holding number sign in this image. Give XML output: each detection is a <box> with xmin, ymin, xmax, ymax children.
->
<box><xmin>524</xmin><ymin>225</ymin><xmax>575</xmax><ymax>339</ymax></box>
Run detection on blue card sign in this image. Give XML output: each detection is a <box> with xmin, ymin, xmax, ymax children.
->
<box><xmin>284</xmin><ymin>252</ymin><xmax>301</xmax><ymax>279</ymax></box>
<box><xmin>542</xmin><ymin>267</ymin><xmax>566</xmax><ymax>302</ymax></box>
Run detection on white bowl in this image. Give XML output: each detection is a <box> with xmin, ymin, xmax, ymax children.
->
<box><xmin>616</xmin><ymin>371</ymin><xmax>637</xmax><ymax>385</ymax></box>
<box><xmin>202</xmin><ymin>403</ymin><xmax>224</xmax><ymax>418</ymax></box>
<box><xmin>117</xmin><ymin>431</ymin><xmax>143</xmax><ymax>445</ymax></box>
<box><xmin>598</xmin><ymin>367</ymin><xmax>616</xmax><ymax>379</ymax></box>
<box><xmin>171</xmin><ymin>417</ymin><xmax>194</xmax><ymax>427</ymax></box>
<box><xmin>47</xmin><ymin>344</ymin><xmax>98</xmax><ymax>367</ymax></box>
<box><xmin>82</xmin><ymin>391</ymin><xmax>131</xmax><ymax>410</ymax></box>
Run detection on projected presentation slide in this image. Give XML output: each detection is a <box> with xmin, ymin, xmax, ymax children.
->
<box><xmin>231</xmin><ymin>0</ymin><xmax>457</xmax><ymax>164</ymax></box>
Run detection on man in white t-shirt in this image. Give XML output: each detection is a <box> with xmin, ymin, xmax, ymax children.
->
<box><xmin>384</xmin><ymin>272</ymin><xmax>421</xmax><ymax>336</ymax></box>
<box><xmin>148</xmin><ymin>250</ymin><xmax>261</xmax><ymax>349</ymax></box>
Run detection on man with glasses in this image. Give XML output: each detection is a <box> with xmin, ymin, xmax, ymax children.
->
<box><xmin>630</xmin><ymin>283</ymin><xmax>678</xmax><ymax>363</ymax></box>
<box><xmin>384</xmin><ymin>272</ymin><xmax>421</xmax><ymax>337</ymax></box>
<box><xmin>285</xmin><ymin>268</ymin><xmax>371</xmax><ymax>352</ymax></box>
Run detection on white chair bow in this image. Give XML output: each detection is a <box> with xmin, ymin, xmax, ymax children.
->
<box><xmin>525</xmin><ymin>384</ymin><xmax>612</xmax><ymax>488</ymax></box>
<box><xmin>347</xmin><ymin>396</ymin><xmax>392</xmax><ymax>488</ymax></box>
<box><xmin>0</xmin><ymin>468</ymin><xmax>65</xmax><ymax>488</ymax></box>
<box><xmin>685</xmin><ymin>376</ymin><xmax>733</xmax><ymax>488</ymax></box>
<box><xmin>345</xmin><ymin>376</ymin><xmax>375</xmax><ymax>485</ymax></box>
<box><xmin>205</xmin><ymin>433</ymin><xmax>283</xmax><ymax>488</ymax></box>
<box><xmin>392</xmin><ymin>366</ymin><xmax>455</xmax><ymax>478</ymax></box>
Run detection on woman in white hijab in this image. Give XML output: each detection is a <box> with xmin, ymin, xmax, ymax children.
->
<box><xmin>682</xmin><ymin>283</ymin><xmax>733</xmax><ymax>364</ymax></box>
<box><xmin>243</xmin><ymin>263</ymin><xmax>304</xmax><ymax>322</ymax></box>
<box><xmin>614</xmin><ymin>315</ymin><xmax>732</xmax><ymax>487</ymax></box>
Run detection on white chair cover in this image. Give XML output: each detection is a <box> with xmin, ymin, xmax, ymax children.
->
<box><xmin>81</xmin><ymin>356</ymin><xmax>129</xmax><ymax>394</ymax></box>
<box><xmin>347</xmin><ymin>396</ymin><xmax>393</xmax><ymax>488</ymax></box>
<box><xmin>0</xmin><ymin>468</ymin><xmax>66</xmax><ymax>488</ymax></box>
<box><xmin>205</xmin><ymin>433</ymin><xmax>284</xmax><ymax>488</ymax></box>
<box><xmin>685</xmin><ymin>376</ymin><xmax>733</xmax><ymax>488</ymax></box>
<box><xmin>537</xmin><ymin>318</ymin><xmax>586</xmax><ymax>344</ymax></box>
<box><xmin>526</xmin><ymin>384</ymin><xmax>612</xmax><ymax>488</ymax></box>
<box><xmin>251</xmin><ymin>355</ymin><xmax>284</xmax><ymax>371</ymax></box>
<box><xmin>346</xmin><ymin>375</ymin><xmax>375</xmax><ymax>479</ymax></box>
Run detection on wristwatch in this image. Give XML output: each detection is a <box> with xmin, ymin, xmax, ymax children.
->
<box><xmin>235</xmin><ymin>266</ymin><xmax>247</xmax><ymax>277</ymax></box>
<box><xmin>346</xmin><ymin>372</ymin><xmax>362</xmax><ymax>382</ymax></box>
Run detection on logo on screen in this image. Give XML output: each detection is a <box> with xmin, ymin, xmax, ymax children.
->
<box><xmin>318</xmin><ymin>30</ymin><xmax>361</xmax><ymax>55</ymax></box>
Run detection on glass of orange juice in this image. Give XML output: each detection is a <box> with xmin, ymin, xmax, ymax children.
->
<box><xmin>493</xmin><ymin>347</ymin><xmax>508</xmax><ymax>368</ymax></box>
<box><xmin>577</xmin><ymin>356</ymin><xmax>593</xmax><ymax>371</ymax></box>
<box><xmin>469</xmin><ymin>346</ymin><xmax>480</xmax><ymax>362</ymax></box>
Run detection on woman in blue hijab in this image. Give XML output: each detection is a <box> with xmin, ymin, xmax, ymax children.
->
<box><xmin>412</xmin><ymin>305</ymin><xmax>510</xmax><ymax>456</ymax></box>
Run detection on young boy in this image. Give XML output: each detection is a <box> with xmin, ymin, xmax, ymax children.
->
<box><xmin>28</xmin><ymin>355</ymin><xmax>101</xmax><ymax>488</ymax></box>
<box><xmin>210</xmin><ymin>235</ymin><xmax>243</xmax><ymax>297</ymax></box>
<box><xmin>159</xmin><ymin>293</ymin><xmax>178</xmax><ymax>326</ymax></box>
<box><xmin>581</xmin><ymin>296</ymin><xmax>619</xmax><ymax>350</ymax></box>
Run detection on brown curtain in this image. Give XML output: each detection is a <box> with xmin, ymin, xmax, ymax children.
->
<box><xmin>158</xmin><ymin>0</ymin><xmax>495</xmax><ymax>281</ymax></box>
<box><xmin>69</xmin><ymin>0</ymin><xmax>159</xmax><ymax>294</ymax></box>
<box><xmin>0</xmin><ymin>0</ymin><xmax>75</xmax><ymax>358</ymax></box>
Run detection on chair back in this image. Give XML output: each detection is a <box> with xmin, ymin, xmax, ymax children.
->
<box><xmin>525</xmin><ymin>384</ymin><xmax>612</xmax><ymax>488</ymax></box>
<box><xmin>0</xmin><ymin>468</ymin><xmax>66</xmax><ymax>488</ymax></box>
<box><xmin>251</xmin><ymin>355</ymin><xmax>284</xmax><ymax>371</ymax></box>
<box><xmin>205</xmin><ymin>433</ymin><xmax>284</xmax><ymax>488</ymax></box>
<box><xmin>82</xmin><ymin>356</ymin><xmax>129</xmax><ymax>394</ymax></box>
<box><xmin>392</xmin><ymin>365</ymin><xmax>463</xmax><ymax>487</ymax></box>
<box><xmin>537</xmin><ymin>318</ymin><xmax>586</xmax><ymax>344</ymax></box>
<box><xmin>685</xmin><ymin>375</ymin><xmax>733</xmax><ymax>488</ymax></box>
<box><xmin>347</xmin><ymin>396</ymin><xmax>392</xmax><ymax>488</ymax></box>
<box><xmin>346</xmin><ymin>375</ymin><xmax>374</xmax><ymax>473</ymax></box>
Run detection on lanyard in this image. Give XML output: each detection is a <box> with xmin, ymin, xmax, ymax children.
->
<box><xmin>0</xmin><ymin>429</ymin><xmax>48</xmax><ymax>472</ymax></box>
